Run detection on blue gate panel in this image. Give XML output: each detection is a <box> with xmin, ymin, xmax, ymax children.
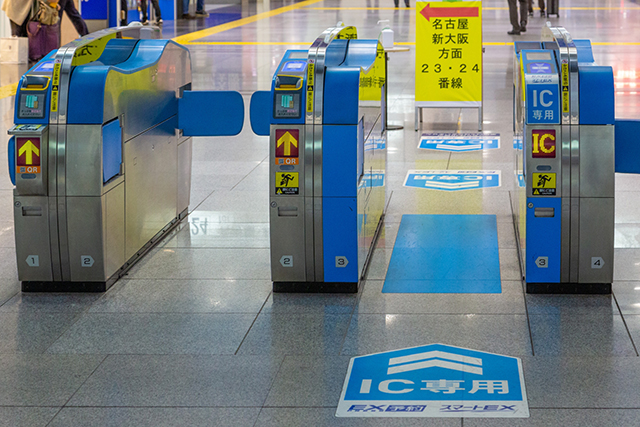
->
<box><xmin>615</xmin><ymin>119</ymin><xmax>640</xmax><ymax>174</ymax></box>
<box><xmin>579</xmin><ymin>65</ymin><xmax>614</xmax><ymax>125</ymax></box>
<box><xmin>525</xmin><ymin>197</ymin><xmax>561</xmax><ymax>283</ymax></box>
<box><xmin>322</xmin><ymin>125</ymin><xmax>358</xmax><ymax>198</ymax></box>
<box><xmin>323</xmin><ymin>197</ymin><xmax>358</xmax><ymax>283</ymax></box>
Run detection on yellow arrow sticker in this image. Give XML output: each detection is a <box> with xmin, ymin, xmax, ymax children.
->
<box><xmin>275</xmin><ymin>129</ymin><xmax>300</xmax><ymax>157</ymax></box>
<box><xmin>277</xmin><ymin>131</ymin><xmax>298</xmax><ymax>156</ymax></box>
<box><xmin>18</xmin><ymin>140</ymin><xmax>39</xmax><ymax>165</ymax></box>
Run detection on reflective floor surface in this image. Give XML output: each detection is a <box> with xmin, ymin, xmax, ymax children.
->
<box><xmin>0</xmin><ymin>0</ymin><xmax>639</xmax><ymax>425</ymax></box>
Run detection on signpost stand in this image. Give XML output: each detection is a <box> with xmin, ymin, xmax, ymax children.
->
<box><xmin>414</xmin><ymin>1</ymin><xmax>483</xmax><ymax>131</ymax></box>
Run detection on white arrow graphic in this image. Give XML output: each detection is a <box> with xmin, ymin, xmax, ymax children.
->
<box><xmin>388</xmin><ymin>351</ymin><xmax>483</xmax><ymax>375</ymax></box>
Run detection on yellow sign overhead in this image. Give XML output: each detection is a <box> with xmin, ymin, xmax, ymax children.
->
<box><xmin>415</xmin><ymin>1</ymin><xmax>483</xmax><ymax>103</ymax></box>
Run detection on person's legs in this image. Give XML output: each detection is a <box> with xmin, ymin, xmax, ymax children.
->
<box><xmin>63</xmin><ymin>0</ymin><xmax>89</xmax><ymax>35</ymax></box>
<box><xmin>10</xmin><ymin>20</ymin><xmax>27</xmax><ymax>38</ymax></box>
<box><xmin>195</xmin><ymin>0</ymin><xmax>208</xmax><ymax>16</ymax></box>
<box><xmin>140</xmin><ymin>0</ymin><xmax>149</xmax><ymax>22</ymax></box>
<box><xmin>518</xmin><ymin>0</ymin><xmax>528</xmax><ymax>31</ymax></box>
<box><xmin>151</xmin><ymin>0</ymin><xmax>161</xmax><ymax>20</ymax></box>
<box><xmin>527</xmin><ymin>0</ymin><xmax>533</xmax><ymax>14</ymax></box>
<box><xmin>121</xmin><ymin>0</ymin><xmax>128</xmax><ymax>25</ymax></box>
<box><xmin>507</xmin><ymin>0</ymin><xmax>521</xmax><ymax>34</ymax></box>
<box><xmin>539</xmin><ymin>0</ymin><xmax>546</xmax><ymax>14</ymax></box>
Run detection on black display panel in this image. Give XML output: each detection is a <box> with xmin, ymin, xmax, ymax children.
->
<box><xmin>18</xmin><ymin>93</ymin><xmax>46</xmax><ymax>119</ymax></box>
<box><xmin>274</xmin><ymin>92</ymin><xmax>301</xmax><ymax>118</ymax></box>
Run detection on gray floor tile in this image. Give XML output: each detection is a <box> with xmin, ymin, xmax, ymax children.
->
<box><xmin>0</xmin><ymin>354</ymin><xmax>105</xmax><ymax>406</ymax></box>
<box><xmin>618</xmin><ymin>314</ymin><xmax>640</xmax><ymax>353</ymax></box>
<box><xmin>0</xmin><ymin>247</ymin><xmax>17</xmax><ymax>279</ymax></box>
<box><xmin>364</xmin><ymin>248</ymin><xmax>392</xmax><ymax>280</ymax></box>
<box><xmin>255</xmin><ymin>408</ymin><xmax>461</xmax><ymax>426</ymax></box>
<box><xmin>341</xmin><ymin>314</ymin><xmax>532</xmax><ymax>357</ymax></box>
<box><xmin>264</xmin><ymin>355</ymin><xmax>352</xmax><ymax>407</ymax></box>
<box><xmin>48</xmin><ymin>407</ymin><xmax>260</xmax><ymax>427</ymax></box>
<box><xmin>523</xmin><ymin>356</ymin><xmax>640</xmax><ymax>408</ymax></box>
<box><xmin>190</xmin><ymin>190</ymin><xmax>269</xmax><ymax>223</ymax></box>
<box><xmin>126</xmin><ymin>247</ymin><xmax>271</xmax><ymax>280</ymax></box>
<box><xmin>529</xmin><ymin>314</ymin><xmax>636</xmax><ymax>356</ymax></box>
<box><xmin>238</xmin><ymin>313</ymin><xmax>352</xmax><ymax>356</ymax></box>
<box><xmin>357</xmin><ymin>280</ymin><xmax>526</xmax><ymax>314</ymax></box>
<box><xmin>497</xmin><ymin>221</ymin><xmax>517</xmax><ymax>249</ymax></box>
<box><xmin>0</xmin><ymin>407</ymin><xmax>58</xmax><ymax>427</ymax></box>
<box><xmin>0</xmin><ymin>221</ymin><xmax>14</xmax><ymax>248</ymax></box>
<box><xmin>68</xmin><ymin>355</ymin><xmax>283</xmax><ymax>407</ymax></box>
<box><xmin>613</xmin><ymin>248</ymin><xmax>640</xmax><ymax>281</ymax></box>
<box><xmin>0</xmin><ymin>311</ymin><xmax>80</xmax><ymax>353</ymax></box>
<box><xmin>47</xmin><ymin>313</ymin><xmax>256</xmax><ymax>355</ymax></box>
<box><xmin>0</xmin><ymin>293</ymin><xmax>102</xmax><ymax>313</ymax></box>
<box><xmin>613</xmin><ymin>281</ymin><xmax>640</xmax><ymax>314</ymax></box>
<box><xmin>88</xmin><ymin>279</ymin><xmax>271</xmax><ymax>314</ymax></box>
<box><xmin>467</xmin><ymin>409</ymin><xmax>640</xmax><ymax>427</ymax></box>
<box><xmin>525</xmin><ymin>294</ymin><xmax>619</xmax><ymax>315</ymax></box>
<box><xmin>261</xmin><ymin>291</ymin><xmax>357</xmax><ymax>314</ymax></box>
<box><xmin>0</xmin><ymin>277</ymin><xmax>19</xmax><ymax>307</ymax></box>
<box><xmin>500</xmin><ymin>248</ymin><xmax>522</xmax><ymax>281</ymax></box>
<box><xmin>162</xmin><ymin>221</ymin><xmax>270</xmax><ymax>249</ymax></box>
<box><xmin>615</xmin><ymin>223</ymin><xmax>640</xmax><ymax>248</ymax></box>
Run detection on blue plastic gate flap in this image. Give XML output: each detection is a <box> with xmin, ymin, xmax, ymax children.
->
<box><xmin>102</xmin><ymin>119</ymin><xmax>122</xmax><ymax>183</ymax></box>
<box><xmin>178</xmin><ymin>91</ymin><xmax>244</xmax><ymax>137</ymax></box>
<box><xmin>7</xmin><ymin>136</ymin><xmax>15</xmax><ymax>186</ymax></box>
<box><xmin>249</xmin><ymin>91</ymin><xmax>271</xmax><ymax>136</ymax></box>
<box><xmin>615</xmin><ymin>119</ymin><xmax>640</xmax><ymax>174</ymax></box>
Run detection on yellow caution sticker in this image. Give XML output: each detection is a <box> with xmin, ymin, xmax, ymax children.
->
<box><xmin>276</xmin><ymin>172</ymin><xmax>299</xmax><ymax>195</ymax></box>
<box><xmin>306</xmin><ymin>88</ymin><xmax>314</xmax><ymax>113</ymax></box>
<box><xmin>336</xmin><ymin>26</ymin><xmax>357</xmax><ymax>40</ymax></box>
<box><xmin>306</xmin><ymin>62</ymin><xmax>315</xmax><ymax>113</ymax></box>
<box><xmin>532</xmin><ymin>172</ymin><xmax>556</xmax><ymax>196</ymax></box>
<box><xmin>71</xmin><ymin>33</ymin><xmax>116</xmax><ymax>66</ymax></box>
<box><xmin>561</xmin><ymin>62</ymin><xmax>569</xmax><ymax>114</ymax></box>
<box><xmin>51</xmin><ymin>62</ymin><xmax>61</xmax><ymax>112</ymax></box>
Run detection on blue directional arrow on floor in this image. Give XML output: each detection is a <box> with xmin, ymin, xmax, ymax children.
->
<box><xmin>336</xmin><ymin>343</ymin><xmax>529</xmax><ymax>418</ymax></box>
<box><xmin>419</xmin><ymin>133</ymin><xmax>500</xmax><ymax>152</ymax></box>
<box><xmin>404</xmin><ymin>170</ymin><xmax>501</xmax><ymax>191</ymax></box>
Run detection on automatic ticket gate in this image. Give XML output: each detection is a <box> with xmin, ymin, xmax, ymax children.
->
<box><xmin>8</xmin><ymin>26</ymin><xmax>244</xmax><ymax>291</ymax></box>
<box><xmin>250</xmin><ymin>25</ymin><xmax>387</xmax><ymax>292</ymax></box>
<box><xmin>513</xmin><ymin>25</ymin><xmax>615</xmax><ymax>293</ymax></box>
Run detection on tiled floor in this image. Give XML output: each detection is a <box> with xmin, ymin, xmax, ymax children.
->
<box><xmin>0</xmin><ymin>0</ymin><xmax>639</xmax><ymax>425</ymax></box>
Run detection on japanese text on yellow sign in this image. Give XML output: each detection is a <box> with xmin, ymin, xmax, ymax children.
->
<box><xmin>51</xmin><ymin>62</ymin><xmax>61</xmax><ymax>112</ymax></box>
<box><xmin>415</xmin><ymin>1</ymin><xmax>482</xmax><ymax>103</ymax></box>
<box><xmin>360</xmin><ymin>42</ymin><xmax>386</xmax><ymax>102</ymax></box>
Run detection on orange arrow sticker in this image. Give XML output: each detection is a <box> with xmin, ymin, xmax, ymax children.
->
<box><xmin>420</xmin><ymin>3</ymin><xmax>479</xmax><ymax>21</ymax></box>
<box><xmin>16</xmin><ymin>137</ymin><xmax>41</xmax><ymax>174</ymax></box>
<box><xmin>275</xmin><ymin>129</ymin><xmax>299</xmax><ymax>158</ymax></box>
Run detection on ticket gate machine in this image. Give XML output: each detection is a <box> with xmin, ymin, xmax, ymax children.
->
<box><xmin>513</xmin><ymin>25</ymin><xmax>615</xmax><ymax>293</ymax></box>
<box><xmin>250</xmin><ymin>25</ymin><xmax>387</xmax><ymax>292</ymax></box>
<box><xmin>8</xmin><ymin>27</ymin><xmax>244</xmax><ymax>291</ymax></box>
